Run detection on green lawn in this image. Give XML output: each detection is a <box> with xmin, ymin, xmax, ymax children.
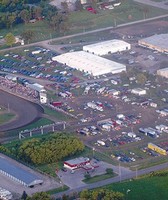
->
<box><xmin>0</xmin><ymin>113</ymin><xmax>15</xmax><ymax>125</ymax></box>
<box><xmin>43</xmin><ymin>106</ymin><xmax>73</xmax><ymax>121</ymax></box>
<box><xmin>105</xmin><ymin>173</ymin><xmax>168</xmax><ymax>200</ymax></box>
<box><xmin>0</xmin><ymin>0</ymin><xmax>167</xmax><ymax>45</ymax></box>
<box><xmin>83</xmin><ymin>173</ymin><xmax>116</xmax><ymax>184</ymax></box>
<box><xmin>47</xmin><ymin>185</ymin><xmax>69</xmax><ymax>195</ymax></box>
<box><xmin>5</xmin><ymin>117</ymin><xmax>53</xmax><ymax>137</ymax></box>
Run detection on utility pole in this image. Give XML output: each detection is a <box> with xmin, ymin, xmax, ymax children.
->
<box><xmin>119</xmin><ymin>162</ymin><xmax>121</xmax><ymax>182</ymax></box>
<box><xmin>52</xmin><ymin>124</ymin><xmax>55</xmax><ymax>132</ymax></box>
<box><xmin>7</xmin><ymin>103</ymin><xmax>10</xmax><ymax>113</ymax></box>
<box><xmin>92</xmin><ymin>147</ymin><xmax>95</xmax><ymax>158</ymax></box>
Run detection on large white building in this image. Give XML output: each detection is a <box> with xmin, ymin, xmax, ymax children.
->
<box><xmin>157</xmin><ymin>68</ymin><xmax>168</xmax><ymax>78</ymax></box>
<box><xmin>138</xmin><ymin>34</ymin><xmax>168</xmax><ymax>53</ymax></box>
<box><xmin>52</xmin><ymin>51</ymin><xmax>126</xmax><ymax>76</ymax></box>
<box><xmin>83</xmin><ymin>40</ymin><xmax>131</xmax><ymax>56</ymax></box>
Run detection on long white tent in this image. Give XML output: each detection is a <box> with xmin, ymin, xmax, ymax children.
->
<box><xmin>83</xmin><ymin>40</ymin><xmax>131</xmax><ymax>56</ymax></box>
<box><xmin>52</xmin><ymin>51</ymin><xmax>126</xmax><ymax>76</ymax></box>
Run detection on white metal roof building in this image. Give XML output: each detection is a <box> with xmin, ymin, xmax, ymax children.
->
<box><xmin>157</xmin><ymin>68</ymin><xmax>168</xmax><ymax>78</ymax></box>
<box><xmin>131</xmin><ymin>88</ymin><xmax>146</xmax><ymax>96</ymax></box>
<box><xmin>138</xmin><ymin>34</ymin><xmax>168</xmax><ymax>53</ymax></box>
<box><xmin>52</xmin><ymin>51</ymin><xmax>126</xmax><ymax>76</ymax></box>
<box><xmin>83</xmin><ymin>40</ymin><xmax>131</xmax><ymax>56</ymax></box>
<box><xmin>0</xmin><ymin>156</ymin><xmax>43</xmax><ymax>187</ymax></box>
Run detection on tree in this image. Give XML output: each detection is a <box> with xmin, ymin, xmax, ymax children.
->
<box><xmin>7</xmin><ymin>13</ymin><xmax>16</xmax><ymax>28</ymax></box>
<box><xmin>120</xmin><ymin>71</ymin><xmax>129</xmax><ymax>83</ymax></box>
<box><xmin>136</xmin><ymin>73</ymin><xmax>147</xmax><ymax>85</ymax></box>
<box><xmin>21</xmin><ymin>191</ymin><xmax>28</xmax><ymax>200</ymax></box>
<box><xmin>84</xmin><ymin>173</ymin><xmax>91</xmax><ymax>180</ymax></box>
<box><xmin>21</xmin><ymin>30</ymin><xmax>34</xmax><ymax>44</ymax></box>
<box><xmin>62</xmin><ymin>194</ymin><xmax>68</xmax><ymax>200</ymax></box>
<box><xmin>17</xmin><ymin>133</ymin><xmax>84</xmax><ymax>165</ymax></box>
<box><xmin>34</xmin><ymin>6</ymin><xmax>42</xmax><ymax>19</ymax></box>
<box><xmin>26</xmin><ymin>192</ymin><xmax>51</xmax><ymax>200</ymax></box>
<box><xmin>80</xmin><ymin>189</ymin><xmax>90</xmax><ymax>199</ymax></box>
<box><xmin>61</xmin><ymin>1</ymin><xmax>69</xmax><ymax>13</ymax></box>
<box><xmin>75</xmin><ymin>0</ymin><xmax>83</xmax><ymax>11</ymax></box>
<box><xmin>80</xmin><ymin>188</ymin><xmax>124</xmax><ymax>200</ymax></box>
<box><xmin>106</xmin><ymin>168</ymin><xmax>114</xmax><ymax>175</ymax></box>
<box><xmin>20</xmin><ymin>9</ymin><xmax>30</xmax><ymax>23</ymax></box>
<box><xmin>5</xmin><ymin>32</ymin><xmax>16</xmax><ymax>47</ymax></box>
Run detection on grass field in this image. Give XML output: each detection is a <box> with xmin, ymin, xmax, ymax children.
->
<box><xmin>5</xmin><ymin>117</ymin><xmax>53</xmax><ymax>137</ymax></box>
<box><xmin>47</xmin><ymin>185</ymin><xmax>69</xmax><ymax>195</ymax></box>
<box><xmin>0</xmin><ymin>113</ymin><xmax>15</xmax><ymax>125</ymax></box>
<box><xmin>43</xmin><ymin>106</ymin><xmax>73</xmax><ymax>121</ymax></box>
<box><xmin>105</xmin><ymin>172</ymin><xmax>168</xmax><ymax>200</ymax></box>
<box><xmin>83</xmin><ymin>173</ymin><xmax>116</xmax><ymax>184</ymax></box>
<box><xmin>0</xmin><ymin>0</ymin><xmax>167</xmax><ymax>45</ymax></box>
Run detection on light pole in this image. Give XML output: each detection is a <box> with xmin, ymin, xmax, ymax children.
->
<box><xmin>92</xmin><ymin>147</ymin><xmax>95</xmax><ymax>158</ymax></box>
<box><xmin>119</xmin><ymin>161</ymin><xmax>121</xmax><ymax>182</ymax></box>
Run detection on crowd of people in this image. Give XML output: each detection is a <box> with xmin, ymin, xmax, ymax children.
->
<box><xmin>0</xmin><ymin>76</ymin><xmax>39</xmax><ymax>101</ymax></box>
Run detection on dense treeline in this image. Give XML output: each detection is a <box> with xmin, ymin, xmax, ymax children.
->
<box><xmin>21</xmin><ymin>188</ymin><xmax>124</xmax><ymax>200</ymax></box>
<box><xmin>1</xmin><ymin>133</ymin><xmax>84</xmax><ymax>165</ymax></box>
<box><xmin>79</xmin><ymin>189</ymin><xmax>124</xmax><ymax>200</ymax></box>
<box><xmin>0</xmin><ymin>0</ymin><xmax>69</xmax><ymax>34</ymax></box>
<box><xmin>0</xmin><ymin>0</ymin><xmax>41</xmax><ymax>12</ymax></box>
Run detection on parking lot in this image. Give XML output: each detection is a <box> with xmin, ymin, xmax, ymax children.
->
<box><xmin>57</xmin><ymin>159</ymin><xmax>131</xmax><ymax>189</ymax></box>
<box><xmin>0</xmin><ymin>19</ymin><xmax>168</xmax><ymax>169</ymax></box>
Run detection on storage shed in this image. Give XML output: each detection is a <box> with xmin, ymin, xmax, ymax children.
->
<box><xmin>131</xmin><ymin>88</ymin><xmax>146</xmax><ymax>96</ymax></box>
<box><xmin>0</xmin><ymin>156</ymin><xmax>43</xmax><ymax>187</ymax></box>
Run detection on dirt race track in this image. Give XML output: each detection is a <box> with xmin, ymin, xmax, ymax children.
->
<box><xmin>0</xmin><ymin>90</ymin><xmax>44</xmax><ymax>132</ymax></box>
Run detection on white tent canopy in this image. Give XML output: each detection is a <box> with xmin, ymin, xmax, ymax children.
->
<box><xmin>52</xmin><ymin>51</ymin><xmax>126</xmax><ymax>76</ymax></box>
<box><xmin>83</xmin><ymin>40</ymin><xmax>131</xmax><ymax>56</ymax></box>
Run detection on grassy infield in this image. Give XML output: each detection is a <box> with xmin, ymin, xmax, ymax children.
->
<box><xmin>1</xmin><ymin>0</ymin><xmax>168</xmax><ymax>198</ymax></box>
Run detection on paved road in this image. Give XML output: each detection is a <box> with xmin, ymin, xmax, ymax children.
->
<box><xmin>0</xmin><ymin>14</ymin><xmax>168</xmax><ymax>54</ymax></box>
<box><xmin>134</xmin><ymin>0</ymin><xmax>168</xmax><ymax>10</ymax></box>
<box><xmin>54</xmin><ymin>162</ymin><xmax>168</xmax><ymax>199</ymax></box>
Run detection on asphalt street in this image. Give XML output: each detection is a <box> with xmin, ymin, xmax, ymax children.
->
<box><xmin>54</xmin><ymin>162</ymin><xmax>168</xmax><ymax>199</ymax></box>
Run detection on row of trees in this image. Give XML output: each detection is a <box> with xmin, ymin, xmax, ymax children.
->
<box><xmin>0</xmin><ymin>0</ymin><xmax>69</xmax><ymax>32</ymax></box>
<box><xmin>0</xmin><ymin>0</ymin><xmax>41</xmax><ymax>12</ymax></box>
<box><xmin>21</xmin><ymin>189</ymin><xmax>124</xmax><ymax>200</ymax></box>
<box><xmin>11</xmin><ymin>133</ymin><xmax>84</xmax><ymax>165</ymax></box>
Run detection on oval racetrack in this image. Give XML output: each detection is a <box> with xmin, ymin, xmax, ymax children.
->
<box><xmin>0</xmin><ymin>90</ymin><xmax>44</xmax><ymax>132</ymax></box>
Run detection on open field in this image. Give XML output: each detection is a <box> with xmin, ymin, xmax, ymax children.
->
<box><xmin>83</xmin><ymin>173</ymin><xmax>116</xmax><ymax>184</ymax></box>
<box><xmin>0</xmin><ymin>113</ymin><xmax>15</xmax><ymax>125</ymax></box>
<box><xmin>105</xmin><ymin>171</ymin><xmax>168</xmax><ymax>200</ymax></box>
<box><xmin>0</xmin><ymin>0</ymin><xmax>167</xmax><ymax>45</ymax></box>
